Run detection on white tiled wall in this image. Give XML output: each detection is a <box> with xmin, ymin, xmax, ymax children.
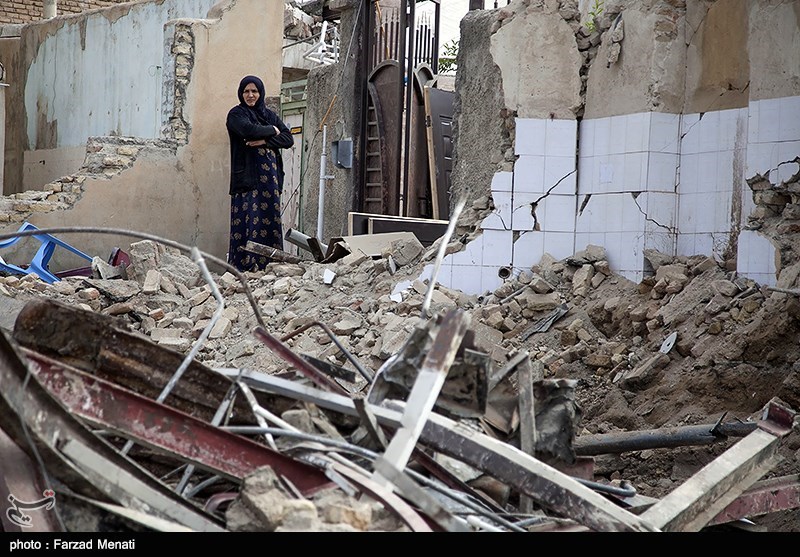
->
<box><xmin>737</xmin><ymin>229</ymin><xmax>777</xmax><ymax>286</ymax></box>
<box><xmin>403</xmin><ymin>97</ymin><xmax>798</xmax><ymax>299</ymax></box>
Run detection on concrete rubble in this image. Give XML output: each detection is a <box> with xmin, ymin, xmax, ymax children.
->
<box><xmin>1</xmin><ymin>226</ymin><xmax>799</xmax><ymax>532</ymax></box>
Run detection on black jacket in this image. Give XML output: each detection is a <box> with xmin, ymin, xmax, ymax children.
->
<box><xmin>226</xmin><ymin>104</ymin><xmax>294</xmax><ymax>195</ymax></box>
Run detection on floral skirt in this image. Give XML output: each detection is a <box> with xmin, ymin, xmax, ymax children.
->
<box><xmin>228</xmin><ymin>149</ymin><xmax>283</xmax><ymax>272</ymax></box>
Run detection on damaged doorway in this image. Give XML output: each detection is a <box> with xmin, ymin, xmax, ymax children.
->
<box><xmin>360</xmin><ymin>0</ymin><xmax>454</xmax><ymax>221</ymax></box>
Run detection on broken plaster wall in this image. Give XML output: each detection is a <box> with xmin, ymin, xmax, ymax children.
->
<box><xmin>0</xmin><ymin>0</ymin><xmax>286</xmax><ymax>267</ymax></box>
<box><xmin>2</xmin><ymin>0</ymin><xmax>219</xmax><ymax>195</ymax></box>
<box><xmin>413</xmin><ymin>0</ymin><xmax>800</xmax><ymax>300</ymax></box>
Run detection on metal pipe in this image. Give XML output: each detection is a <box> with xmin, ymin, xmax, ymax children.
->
<box><xmin>317</xmin><ymin>124</ymin><xmax>330</xmax><ymax>241</ymax></box>
<box><xmin>573</xmin><ymin>421</ymin><xmax>758</xmax><ymax>456</ymax></box>
<box><xmin>285</xmin><ymin>227</ymin><xmax>328</xmax><ymax>256</ymax></box>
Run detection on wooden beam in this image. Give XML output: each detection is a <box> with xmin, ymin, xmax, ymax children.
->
<box><xmin>641</xmin><ymin>400</ymin><xmax>795</xmax><ymax>532</ymax></box>
<box><xmin>371</xmin><ymin>309</ymin><xmax>469</xmax><ymax>489</ymax></box>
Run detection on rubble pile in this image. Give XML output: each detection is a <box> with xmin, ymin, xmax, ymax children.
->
<box><xmin>1</xmin><ymin>230</ymin><xmax>799</xmax><ymax>532</ymax></box>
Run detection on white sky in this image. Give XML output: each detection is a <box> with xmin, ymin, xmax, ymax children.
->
<box><xmin>417</xmin><ymin>0</ymin><xmax>470</xmax><ymax>51</ymax></box>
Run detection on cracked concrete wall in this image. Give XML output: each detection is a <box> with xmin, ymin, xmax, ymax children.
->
<box><xmin>1</xmin><ymin>0</ymin><xmax>219</xmax><ymax>195</ymax></box>
<box><xmin>426</xmin><ymin>0</ymin><xmax>800</xmax><ymax>296</ymax></box>
<box><xmin>0</xmin><ymin>0</ymin><xmax>285</xmax><ymax>267</ymax></box>
<box><xmin>301</xmin><ymin>0</ymin><xmax>363</xmax><ymax>243</ymax></box>
<box><xmin>585</xmin><ymin>0</ymin><xmax>687</xmax><ymax>117</ymax></box>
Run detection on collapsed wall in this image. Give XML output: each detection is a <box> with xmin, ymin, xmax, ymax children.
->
<box><xmin>428</xmin><ymin>0</ymin><xmax>800</xmax><ymax>301</ymax></box>
<box><xmin>0</xmin><ymin>0</ymin><xmax>286</xmax><ymax>267</ymax></box>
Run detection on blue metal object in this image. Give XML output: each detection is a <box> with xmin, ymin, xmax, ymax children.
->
<box><xmin>0</xmin><ymin>222</ymin><xmax>93</xmax><ymax>283</ymax></box>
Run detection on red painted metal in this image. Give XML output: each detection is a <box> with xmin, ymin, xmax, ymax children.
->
<box><xmin>23</xmin><ymin>349</ymin><xmax>331</xmax><ymax>496</ymax></box>
<box><xmin>708</xmin><ymin>474</ymin><xmax>800</xmax><ymax>526</ymax></box>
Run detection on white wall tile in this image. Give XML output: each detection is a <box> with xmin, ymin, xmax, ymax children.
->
<box><xmin>430</xmin><ymin>261</ymin><xmax>452</xmax><ymax>286</ymax></box>
<box><xmin>593</xmin><ymin>117</ymin><xmax>611</xmax><ymax>157</ymax></box>
<box><xmin>676</xmin><ymin>233</ymin><xmax>695</xmax><ymax>257</ymax></box>
<box><xmin>608</xmin><ymin>154</ymin><xmax>625</xmax><ymax>192</ymax></box>
<box><xmin>450</xmin><ymin>265</ymin><xmax>482</xmax><ymax>295</ymax></box>
<box><xmin>737</xmin><ymin>230</ymin><xmax>777</xmax><ymax>286</ymax></box>
<box><xmin>693</xmin><ymin>233</ymin><xmax>715</xmax><ymax>256</ymax></box>
<box><xmin>545</xmin><ymin>119</ymin><xmax>577</xmax><ymax>157</ymax></box>
<box><xmin>578</xmin><ymin>155</ymin><xmax>596</xmax><ymax>195</ymax></box>
<box><xmin>598</xmin><ymin>156</ymin><xmax>614</xmax><ymax>191</ymax></box>
<box><xmin>511</xmin><ymin>191</ymin><xmax>538</xmax><ymax>231</ymax></box>
<box><xmin>602</xmin><ymin>232</ymin><xmax>623</xmax><ymax>265</ymax></box>
<box><xmin>512</xmin><ymin>231</ymin><xmax>544</xmax><ymax>269</ymax></box>
<box><xmin>575</xmin><ymin>195</ymin><xmax>591</xmax><ymax>233</ymax></box>
<box><xmin>482</xmin><ymin>190</ymin><xmax>512</xmax><ymax>230</ymax></box>
<box><xmin>515</xmin><ymin>118</ymin><xmax>546</xmax><ymax>155</ymax></box>
<box><xmin>618</xmin><ymin>231</ymin><xmax>644</xmax><ymax>271</ymax></box>
<box><xmin>718</xmin><ymin>109</ymin><xmax>740</xmax><ymax>151</ymax></box>
<box><xmin>646</xmin><ymin>152</ymin><xmax>679</xmax><ymax>192</ymax></box>
<box><xmin>604</xmin><ymin>194</ymin><xmax>626</xmax><ymax>233</ymax></box>
<box><xmin>679</xmin><ymin>153</ymin><xmax>699</xmax><ymax>194</ymax></box>
<box><xmin>697</xmin><ymin>152</ymin><xmax>718</xmax><ymax>194</ymax></box>
<box><xmin>625</xmin><ymin>113</ymin><xmax>649</xmax><ymax>153</ymax></box>
<box><xmin>492</xmin><ymin>171</ymin><xmax>514</xmax><ymax>193</ymax></box>
<box><xmin>514</xmin><ymin>155</ymin><xmax>546</xmax><ymax>194</ymax></box>
<box><xmin>698</xmin><ymin>110</ymin><xmax>720</xmax><ymax>153</ymax></box>
<box><xmin>609</xmin><ymin>115</ymin><xmax>627</xmax><ymax>155</ymax></box>
<box><xmin>481</xmin><ymin>265</ymin><xmax>504</xmax><ymax>295</ymax></box>
<box><xmin>745</xmin><ymin>142</ymin><xmax>773</xmax><ymax>178</ymax></box>
<box><xmin>643</xmin><ymin>192</ymin><xmax>677</xmax><ymax>230</ymax></box>
<box><xmin>544</xmin><ymin>156</ymin><xmax>577</xmax><ymax>194</ymax></box>
<box><xmin>716</xmin><ymin>150</ymin><xmax>736</xmax><ymax>193</ymax></box>
<box><xmin>650</xmin><ymin>112</ymin><xmax>681</xmax><ymax>154</ymax></box>
<box><xmin>543</xmin><ymin>232</ymin><xmax>575</xmax><ymax>260</ymax></box>
<box><xmin>713</xmin><ymin>193</ymin><xmax>733</xmax><ymax>234</ymax></box>
<box><xmin>757</xmin><ymin>99</ymin><xmax>780</xmax><ymax>144</ymax></box>
<box><xmin>622</xmin><ymin>152</ymin><xmax>646</xmax><ymax>191</ymax></box>
<box><xmin>677</xmin><ymin>192</ymin><xmax>697</xmax><ymax>234</ymax></box>
<box><xmin>643</xmin><ymin>230</ymin><xmax>675</xmax><ymax>255</ymax></box>
<box><xmin>450</xmin><ymin>236</ymin><xmax>483</xmax><ymax>266</ymax></box>
<box><xmin>694</xmin><ymin>192</ymin><xmax>718</xmax><ymax>233</ymax></box>
<box><xmin>482</xmin><ymin>229</ymin><xmax>513</xmax><ymax>266</ymax></box>
<box><xmin>747</xmin><ymin>100</ymin><xmax>760</xmax><ymax>145</ymax></box>
<box><xmin>681</xmin><ymin>113</ymin><xmax>700</xmax><ymax>154</ymax></box>
<box><xmin>585</xmin><ymin>193</ymin><xmax>607</xmax><ymax>230</ymax></box>
<box><xmin>579</xmin><ymin>119</ymin><xmax>595</xmax><ymax>157</ymax></box>
<box><xmin>779</xmin><ymin>96</ymin><xmax>800</xmax><ymax>142</ymax></box>
<box><xmin>622</xmin><ymin>193</ymin><xmax>644</xmax><ymax>232</ymax></box>
<box><xmin>777</xmin><ymin>141</ymin><xmax>800</xmax><ymax>183</ymax></box>
<box><xmin>540</xmin><ymin>194</ymin><xmax>577</xmax><ymax>233</ymax></box>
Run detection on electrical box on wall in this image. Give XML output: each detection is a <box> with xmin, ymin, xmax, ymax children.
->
<box><xmin>332</xmin><ymin>139</ymin><xmax>352</xmax><ymax>169</ymax></box>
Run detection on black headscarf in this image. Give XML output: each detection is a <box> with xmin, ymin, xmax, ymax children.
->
<box><xmin>237</xmin><ymin>75</ymin><xmax>274</xmax><ymax>126</ymax></box>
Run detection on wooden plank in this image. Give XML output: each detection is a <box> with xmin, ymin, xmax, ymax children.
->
<box><xmin>368</xmin><ymin>217</ymin><xmax>448</xmax><ymax>247</ymax></box>
<box><xmin>640</xmin><ymin>427</ymin><xmax>786</xmax><ymax>531</ymax></box>
<box><xmin>423</xmin><ymin>85</ymin><xmax>455</xmax><ymax>220</ymax></box>
<box><xmin>244</xmin><ymin>241</ymin><xmax>301</xmax><ymax>263</ymax></box>
<box><xmin>372</xmin><ymin>310</ymin><xmax>469</xmax><ymax>488</ymax></box>
<box><xmin>517</xmin><ymin>353</ymin><xmax>535</xmax><ymax>515</ymax></box>
<box><xmin>348</xmin><ymin>211</ymin><xmax>447</xmax><ymax>236</ymax></box>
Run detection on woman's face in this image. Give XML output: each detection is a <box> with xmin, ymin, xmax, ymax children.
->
<box><xmin>243</xmin><ymin>83</ymin><xmax>260</xmax><ymax>107</ymax></box>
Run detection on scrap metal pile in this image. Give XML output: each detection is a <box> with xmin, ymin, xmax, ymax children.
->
<box><xmin>0</xmin><ymin>226</ymin><xmax>798</xmax><ymax>532</ymax></box>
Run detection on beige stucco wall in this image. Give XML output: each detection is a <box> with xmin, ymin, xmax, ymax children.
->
<box><xmin>0</xmin><ymin>0</ymin><xmax>285</xmax><ymax>267</ymax></box>
<box><xmin>584</xmin><ymin>2</ymin><xmax>687</xmax><ymax>118</ymax></box>
<box><xmin>748</xmin><ymin>0</ymin><xmax>800</xmax><ymax>102</ymax></box>
<box><xmin>491</xmin><ymin>2</ymin><xmax>582</xmax><ymax>119</ymax></box>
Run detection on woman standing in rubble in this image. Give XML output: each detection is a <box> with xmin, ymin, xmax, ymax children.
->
<box><xmin>225</xmin><ymin>74</ymin><xmax>294</xmax><ymax>272</ymax></box>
